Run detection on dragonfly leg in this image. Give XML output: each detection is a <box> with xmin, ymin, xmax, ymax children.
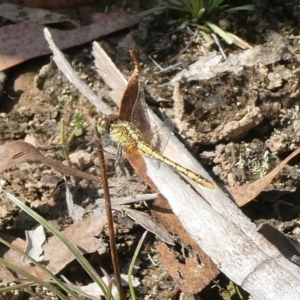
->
<box><xmin>101</xmin><ymin>138</ymin><xmax>112</xmax><ymax>148</ymax></box>
<box><xmin>114</xmin><ymin>145</ymin><xmax>127</xmax><ymax>175</ymax></box>
<box><xmin>94</xmin><ymin>134</ymin><xmax>116</xmax><ymax>157</ymax></box>
<box><xmin>114</xmin><ymin>146</ymin><xmax>138</xmax><ymax>181</ymax></box>
<box><xmin>116</xmin><ymin>144</ymin><xmax>123</xmax><ymax>159</ymax></box>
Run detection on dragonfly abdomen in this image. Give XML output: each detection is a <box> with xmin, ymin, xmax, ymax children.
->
<box><xmin>137</xmin><ymin>141</ymin><xmax>214</xmax><ymax>189</ymax></box>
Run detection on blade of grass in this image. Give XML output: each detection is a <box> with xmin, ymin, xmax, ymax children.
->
<box><xmin>205</xmin><ymin>21</ymin><xmax>234</xmax><ymax>44</ymax></box>
<box><xmin>199</xmin><ymin>29</ymin><xmax>214</xmax><ymax>43</ymax></box>
<box><xmin>128</xmin><ymin>231</ymin><xmax>148</xmax><ymax>300</ymax></box>
<box><xmin>106</xmin><ymin>278</ymin><xmax>114</xmax><ymax>300</ymax></box>
<box><xmin>179</xmin><ymin>19</ymin><xmax>192</xmax><ymax>28</ymax></box>
<box><xmin>0</xmin><ymin>257</ymin><xmax>68</xmax><ymax>300</ymax></box>
<box><xmin>206</xmin><ymin>0</ymin><xmax>225</xmax><ymax>13</ymax></box>
<box><xmin>0</xmin><ymin>237</ymin><xmax>80</xmax><ymax>299</ymax></box>
<box><xmin>0</xmin><ymin>282</ymin><xmax>33</xmax><ymax>293</ymax></box>
<box><xmin>224</xmin><ymin>5</ymin><xmax>255</xmax><ymax>12</ymax></box>
<box><xmin>60</xmin><ymin>118</ymin><xmax>69</xmax><ymax>161</ymax></box>
<box><xmin>3</xmin><ymin>190</ymin><xmax>109</xmax><ymax>297</ymax></box>
<box><xmin>226</xmin><ymin>32</ymin><xmax>252</xmax><ymax>49</ymax></box>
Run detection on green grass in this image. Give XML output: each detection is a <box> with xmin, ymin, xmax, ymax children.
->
<box><xmin>137</xmin><ymin>0</ymin><xmax>255</xmax><ymax>48</ymax></box>
<box><xmin>59</xmin><ymin>112</ymin><xmax>87</xmax><ymax>160</ymax></box>
<box><xmin>0</xmin><ymin>190</ymin><xmax>146</xmax><ymax>299</ymax></box>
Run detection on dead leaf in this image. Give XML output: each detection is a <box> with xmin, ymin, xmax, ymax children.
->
<box><xmin>120</xmin><ymin>207</ymin><xmax>175</xmax><ymax>245</ymax></box>
<box><xmin>0</xmin><ymin>2</ymin><xmax>71</xmax><ymax>24</ymax></box>
<box><xmin>227</xmin><ymin>32</ymin><xmax>253</xmax><ymax>49</ymax></box>
<box><xmin>94</xmin><ymin>193</ymin><xmax>158</xmax><ymax>212</ymax></box>
<box><xmin>0</xmin><ymin>140</ymin><xmax>100</xmax><ymax>183</ymax></box>
<box><xmin>170</xmin><ymin>30</ymin><xmax>291</xmax><ymax>85</ymax></box>
<box><xmin>2</xmin><ymin>0</ymin><xmax>94</xmax><ymax>9</ymax></box>
<box><xmin>0</xmin><ymin>216</ymin><xmax>107</xmax><ymax>279</ymax></box>
<box><xmin>0</xmin><ymin>233</ymin><xmax>45</xmax><ymax>280</ymax></box>
<box><xmin>43</xmin><ymin>28</ymin><xmax>112</xmax><ymax>115</ymax></box>
<box><xmin>24</xmin><ymin>224</ymin><xmax>45</xmax><ymax>262</ymax></box>
<box><xmin>114</xmin><ymin>50</ymin><xmax>162</xmax><ymax>192</ymax></box>
<box><xmin>0</xmin><ymin>264</ymin><xmax>16</xmax><ymax>285</ymax></box>
<box><xmin>118</xmin><ymin>50</ymin><xmax>140</xmax><ymax>122</ymax></box>
<box><xmin>61</xmin><ymin>273</ymin><xmax>140</xmax><ymax>298</ymax></box>
<box><xmin>125</xmin><ymin>150</ymin><xmax>159</xmax><ymax>193</ymax></box>
<box><xmin>43</xmin><ymin>216</ymin><xmax>107</xmax><ymax>275</ymax></box>
<box><xmin>105</xmin><ymin>49</ymin><xmax>154</xmax><ymax>146</ymax></box>
<box><xmin>0</xmin><ymin>12</ymin><xmax>140</xmax><ymax>71</ymax></box>
<box><xmin>63</xmin><ymin>177</ymin><xmax>85</xmax><ymax>222</ymax></box>
<box><xmin>152</xmin><ymin>196</ymin><xmax>219</xmax><ymax>296</ymax></box>
<box><xmin>227</xmin><ymin>145</ymin><xmax>300</xmax><ymax>207</ymax></box>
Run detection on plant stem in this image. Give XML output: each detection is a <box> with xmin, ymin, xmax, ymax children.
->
<box><xmin>96</xmin><ymin>138</ymin><xmax>125</xmax><ymax>300</ymax></box>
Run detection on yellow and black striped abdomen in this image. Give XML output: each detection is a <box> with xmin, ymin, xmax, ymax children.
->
<box><xmin>137</xmin><ymin>141</ymin><xmax>214</xmax><ymax>188</ymax></box>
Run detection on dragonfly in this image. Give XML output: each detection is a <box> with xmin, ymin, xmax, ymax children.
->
<box><xmin>96</xmin><ymin>97</ymin><xmax>214</xmax><ymax>189</ymax></box>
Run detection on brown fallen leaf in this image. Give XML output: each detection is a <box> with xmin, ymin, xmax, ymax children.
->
<box><xmin>2</xmin><ymin>0</ymin><xmax>94</xmax><ymax>9</ymax></box>
<box><xmin>44</xmin><ymin>216</ymin><xmax>107</xmax><ymax>275</ymax></box>
<box><xmin>0</xmin><ymin>233</ymin><xmax>48</xmax><ymax>281</ymax></box>
<box><xmin>226</xmin><ymin>146</ymin><xmax>300</xmax><ymax>207</ymax></box>
<box><xmin>0</xmin><ymin>140</ymin><xmax>100</xmax><ymax>183</ymax></box>
<box><xmin>0</xmin><ymin>263</ymin><xmax>16</xmax><ymax>285</ymax></box>
<box><xmin>156</xmin><ymin>242</ymin><xmax>214</xmax><ymax>297</ymax></box>
<box><xmin>107</xmin><ymin>49</ymin><xmax>162</xmax><ymax>195</ymax></box>
<box><xmin>152</xmin><ymin>196</ymin><xmax>219</xmax><ymax>296</ymax></box>
<box><xmin>0</xmin><ymin>12</ymin><xmax>140</xmax><ymax>71</ymax></box>
<box><xmin>120</xmin><ymin>207</ymin><xmax>175</xmax><ymax>245</ymax></box>
<box><xmin>118</xmin><ymin>50</ymin><xmax>140</xmax><ymax>122</ymax></box>
<box><xmin>0</xmin><ymin>2</ymin><xmax>71</xmax><ymax>25</ymax></box>
<box><xmin>0</xmin><ymin>216</ymin><xmax>107</xmax><ymax>280</ymax></box>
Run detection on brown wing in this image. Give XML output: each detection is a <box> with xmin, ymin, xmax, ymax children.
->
<box><xmin>118</xmin><ymin>50</ymin><xmax>174</xmax><ymax>164</ymax></box>
<box><xmin>118</xmin><ymin>50</ymin><xmax>139</xmax><ymax>122</ymax></box>
<box><xmin>130</xmin><ymin>85</ymin><xmax>154</xmax><ymax>145</ymax></box>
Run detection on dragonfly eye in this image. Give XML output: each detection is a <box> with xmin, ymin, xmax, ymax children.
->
<box><xmin>96</xmin><ymin>114</ymin><xmax>119</xmax><ymax>136</ymax></box>
<box><xmin>96</xmin><ymin>118</ymin><xmax>107</xmax><ymax>135</ymax></box>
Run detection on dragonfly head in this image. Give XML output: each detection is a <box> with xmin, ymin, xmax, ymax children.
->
<box><xmin>96</xmin><ymin>114</ymin><xmax>120</xmax><ymax>136</ymax></box>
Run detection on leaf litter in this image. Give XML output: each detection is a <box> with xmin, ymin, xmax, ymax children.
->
<box><xmin>1</xmin><ymin>27</ymin><xmax>298</xmax><ymax>298</ymax></box>
<box><xmin>2</xmin><ymin>1</ymin><xmax>300</xmax><ymax>298</ymax></box>
<box><xmin>0</xmin><ymin>2</ymin><xmax>71</xmax><ymax>25</ymax></box>
<box><xmin>0</xmin><ymin>12</ymin><xmax>140</xmax><ymax>71</ymax></box>
<box><xmin>24</xmin><ymin>224</ymin><xmax>45</xmax><ymax>262</ymax></box>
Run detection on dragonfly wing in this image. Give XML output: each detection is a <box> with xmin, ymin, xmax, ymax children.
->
<box><xmin>150</xmin><ymin>117</ymin><xmax>175</xmax><ymax>170</ymax></box>
<box><xmin>131</xmin><ymin>85</ymin><xmax>154</xmax><ymax>145</ymax></box>
<box><xmin>131</xmin><ymin>84</ymin><xmax>175</xmax><ymax>170</ymax></box>
<box><xmin>152</xmin><ymin>117</ymin><xmax>175</xmax><ymax>154</ymax></box>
